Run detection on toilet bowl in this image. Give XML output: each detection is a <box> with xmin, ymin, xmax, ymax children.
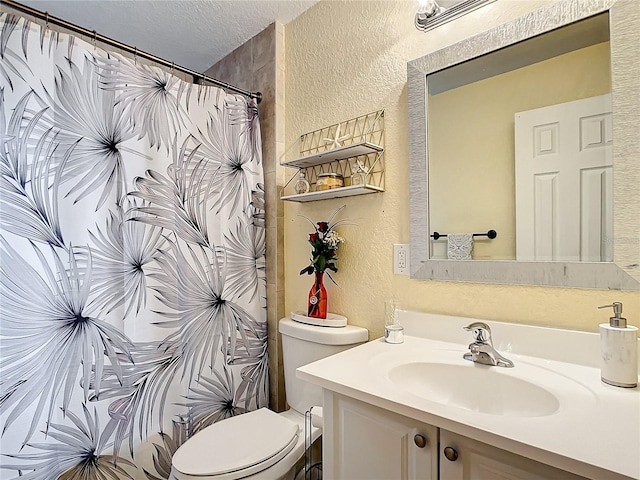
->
<box><xmin>170</xmin><ymin>408</ymin><xmax>317</xmax><ymax>480</ymax></box>
<box><xmin>169</xmin><ymin>317</ymin><xmax>368</xmax><ymax>480</ymax></box>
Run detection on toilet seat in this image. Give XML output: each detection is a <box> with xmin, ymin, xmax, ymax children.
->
<box><xmin>171</xmin><ymin>408</ymin><xmax>300</xmax><ymax>480</ymax></box>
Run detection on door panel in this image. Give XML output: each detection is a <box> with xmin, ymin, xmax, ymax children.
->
<box><xmin>515</xmin><ymin>94</ymin><xmax>612</xmax><ymax>262</ymax></box>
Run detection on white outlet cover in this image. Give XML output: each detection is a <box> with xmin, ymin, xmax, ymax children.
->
<box><xmin>393</xmin><ymin>244</ymin><xmax>410</xmax><ymax>275</ymax></box>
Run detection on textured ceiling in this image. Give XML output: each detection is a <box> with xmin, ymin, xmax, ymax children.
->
<box><xmin>17</xmin><ymin>0</ymin><xmax>319</xmax><ymax>72</ymax></box>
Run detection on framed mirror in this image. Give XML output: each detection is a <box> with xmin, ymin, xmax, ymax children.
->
<box><xmin>408</xmin><ymin>0</ymin><xmax>639</xmax><ymax>289</ymax></box>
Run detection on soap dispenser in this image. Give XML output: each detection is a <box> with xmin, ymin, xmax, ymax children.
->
<box><xmin>598</xmin><ymin>302</ymin><xmax>638</xmax><ymax>388</ymax></box>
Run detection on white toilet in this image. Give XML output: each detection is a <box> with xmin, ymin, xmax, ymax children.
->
<box><xmin>169</xmin><ymin>317</ymin><xmax>368</xmax><ymax>480</ymax></box>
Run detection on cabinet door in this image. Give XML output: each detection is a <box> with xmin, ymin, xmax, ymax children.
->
<box><xmin>439</xmin><ymin>430</ymin><xmax>589</xmax><ymax>480</ymax></box>
<box><xmin>324</xmin><ymin>392</ymin><xmax>437</xmax><ymax>480</ymax></box>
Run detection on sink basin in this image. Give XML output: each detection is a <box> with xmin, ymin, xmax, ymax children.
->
<box><xmin>388</xmin><ymin>362</ymin><xmax>560</xmax><ymax>417</ymax></box>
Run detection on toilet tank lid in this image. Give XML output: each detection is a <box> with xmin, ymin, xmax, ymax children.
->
<box><xmin>279</xmin><ymin>318</ymin><xmax>368</xmax><ymax>345</ymax></box>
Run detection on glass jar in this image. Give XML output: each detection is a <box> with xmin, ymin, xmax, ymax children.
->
<box><xmin>316</xmin><ymin>172</ymin><xmax>344</xmax><ymax>191</ymax></box>
<box><xmin>294</xmin><ymin>171</ymin><xmax>310</xmax><ymax>194</ymax></box>
<box><xmin>350</xmin><ymin>162</ymin><xmax>366</xmax><ymax>186</ymax></box>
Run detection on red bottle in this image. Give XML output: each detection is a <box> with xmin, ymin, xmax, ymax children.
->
<box><xmin>307</xmin><ymin>271</ymin><xmax>327</xmax><ymax>319</ymax></box>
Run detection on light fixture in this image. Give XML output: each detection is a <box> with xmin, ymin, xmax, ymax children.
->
<box><xmin>415</xmin><ymin>0</ymin><xmax>445</xmax><ymax>28</ymax></box>
<box><xmin>415</xmin><ymin>0</ymin><xmax>496</xmax><ymax>32</ymax></box>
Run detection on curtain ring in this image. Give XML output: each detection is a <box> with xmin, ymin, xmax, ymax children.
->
<box><xmin>171</xmin><ymin>62</ymin><xmax>174</xmax><ymax>74</ymax></box>
<box><xmin>92</xmin><ymin>30</ymin><xmax>97</xmax><ymax>48</ymax></box>
<box><xmin>134</xmin><ymin>46</ymin><xmax>137</xmax><ymax>64</ymax></box>
<box><xmin>45</xmin><ymin>12</ymin><xmax>49</xmax><ymax>29</ymax></box>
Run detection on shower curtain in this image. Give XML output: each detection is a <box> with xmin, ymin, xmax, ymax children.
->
<box><xmin>0</xmin><ymin>12</ymin><xmax>267</xmax><ymax>480</ymax></box>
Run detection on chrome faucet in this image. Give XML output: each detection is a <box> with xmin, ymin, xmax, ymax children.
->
<box><xmin>463</xmin><ymin>322</ymin><xmax>514</xmax><ymax>368</ymax></box>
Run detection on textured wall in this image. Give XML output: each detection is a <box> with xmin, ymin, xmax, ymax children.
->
<box><xmin>284</xmin><ymin>0</ymin><xmax>639</xmax><ymax>341</ymax></box>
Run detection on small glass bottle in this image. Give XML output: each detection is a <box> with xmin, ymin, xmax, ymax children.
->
<box><xmin>294</xmin><ymin>171</ymin><xmax>310</xmax><ymax>195</ymax></box>
<box><xmin>351</xmin><ymin>162</ymin><xmax>366</xmax><ymax>186</ymax></box>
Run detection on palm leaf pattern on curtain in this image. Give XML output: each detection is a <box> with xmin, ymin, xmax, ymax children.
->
<box><xmin>0</xmin><ymin>13</ymin><xmax>33</xmax><ymax>90</ymax></box>
<box><xmin>1</xmin><ymin>404</ymin><xmax>137</xmax><ymax>480</ymax></box>
<box><xmin>89</xmin><ymin>341</ymin><xmax>183</xmax><ymax>457</ymax></box>
<box><xmin>96</xmin><ymin>53</ymin><xmax>190</xmax><ymax>153</ymax></box>
<box><xmin>234</xmin><ymin>321</ymin><xmax>269</xmax><ymax>410</ymax></box>
<box><xmin>0</xmin><ymin>238</ymin><xmax>133</xmax><ymax>443</ymax></box>
<box><xmin>88</xmin><ymin>198</ymin><xmax>165</xmax><ymax>317</ymax></box>
<box><xmin>142</xmin><ymin>419</ymin><xmax>189</xmax><ymax>480</ymax></box>
<box><xmin>0</xmin><ymin>90</ymin><xmax>70</xmax><ymax>247</ymax></box>
<box><xmin>39</xmin><ymin>55</ymin><xmax>140</xmax><ymax>210</ymax></box>
<box><xmin>182</xmin><ymin>364</ymin><xmax>247</xmax><ymax>434</ymax></box>
<box><xmin>150</xmin><ymin>241</ymin><xmax>260</xmax><ymax>381</ymax></box>
<box><xmin>224</xmin><ymin>213</ymin><xmax>266</xmax><ymax>302</ymax></box>
<box><xmin>0</xmin><ymin>13</ymin><xmax>266</xmax><ymax>480</ymax></box>
<box><xmin>129</xmin><ymin>136</ymin><xmax>212</xmax><ymax>247</ymax></box>
<box><xmin>196</xmin><ymin>103</ymin><xmax>259</xmax><ymax>217</ymax></box>
<box><xmin>225</xmin><ymin>95</ymin><xmax>262</xmax><ymax>163</ymax></box>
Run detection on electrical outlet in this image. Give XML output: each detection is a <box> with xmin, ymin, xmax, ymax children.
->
<box><xmin>393</xmin><ymin>244</ymin><xmax>410</xmax><ymax>275</ymax></box>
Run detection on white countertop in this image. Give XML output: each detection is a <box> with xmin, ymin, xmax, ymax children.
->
<box><xmin>297</xmin><ymin>313</ymin><xmax>640</xmax><ymax>480</ymax></box>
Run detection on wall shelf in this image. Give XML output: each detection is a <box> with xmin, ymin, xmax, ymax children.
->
<box><xmin>281</xmin><ymin>184</ymin><xmax>384</xmax><ymax>202</ymax></box>
<box><xmin>280</xmin><ymin>110</ymin><xmax>385</xmax><ymax>203</ymax></box>
<box><xmin>281</xmin><ymin>142</ymin><xmax>383</xmax><ymax>169</ymax></box>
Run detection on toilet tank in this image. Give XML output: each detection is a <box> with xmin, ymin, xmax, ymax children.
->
<box><xmin>279</xmin><ymin>318</ymin><xmax>368</xmax><ymax>414</ymax></box>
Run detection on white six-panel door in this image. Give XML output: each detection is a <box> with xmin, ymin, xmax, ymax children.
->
<box><xmin>515</xmin><ymin>94</ymin><xmax>612</xmax><ymax>262</ymax></box>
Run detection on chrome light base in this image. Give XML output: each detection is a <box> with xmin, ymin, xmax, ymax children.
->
<box><xmin>415</xmin><ymin>0</ymin><xmax>496</xmax><ymax>32</ymax></box>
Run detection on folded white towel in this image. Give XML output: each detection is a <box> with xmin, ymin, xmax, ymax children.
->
<box><xmin>447</xmin><ymin>233</ymin><xmax>474</xmax><ymax>260</ymax></box>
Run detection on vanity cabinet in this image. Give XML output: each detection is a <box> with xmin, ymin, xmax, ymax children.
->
<box><xmin>439</xmin><ymin>430</ymin><xmax>588</xmax><ymax>480</ymax></box>
<box><xmin>323</xmin><ymin>392</ymin><xmax>590</xmax><ymax>480</ymax></box>
<box><xmin>323</xmin><ymin>393</ymin><xmax>438</xmax><ymax>480</ymax></box>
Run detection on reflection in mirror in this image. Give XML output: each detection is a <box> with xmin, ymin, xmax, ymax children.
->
<box><xmin>427</xmin><ymin>14</ymin><xmax>611</xmax><ymax>262</ymax></box>
<box><xmin>407</xmin><ymin>0</ymin><xmax>640</xmax><ymax>289</ymax></box>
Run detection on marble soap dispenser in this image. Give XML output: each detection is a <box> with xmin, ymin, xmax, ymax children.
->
<box><xmin>598</xmin><ymin>302</ymin><xmax>638</xmax><ymax>388</ymax></box>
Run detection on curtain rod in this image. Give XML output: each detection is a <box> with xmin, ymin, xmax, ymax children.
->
<box><xmin>0</xmin><ymin>0</ymin><xmax>263</xmax><ymax>104</ymax></box>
